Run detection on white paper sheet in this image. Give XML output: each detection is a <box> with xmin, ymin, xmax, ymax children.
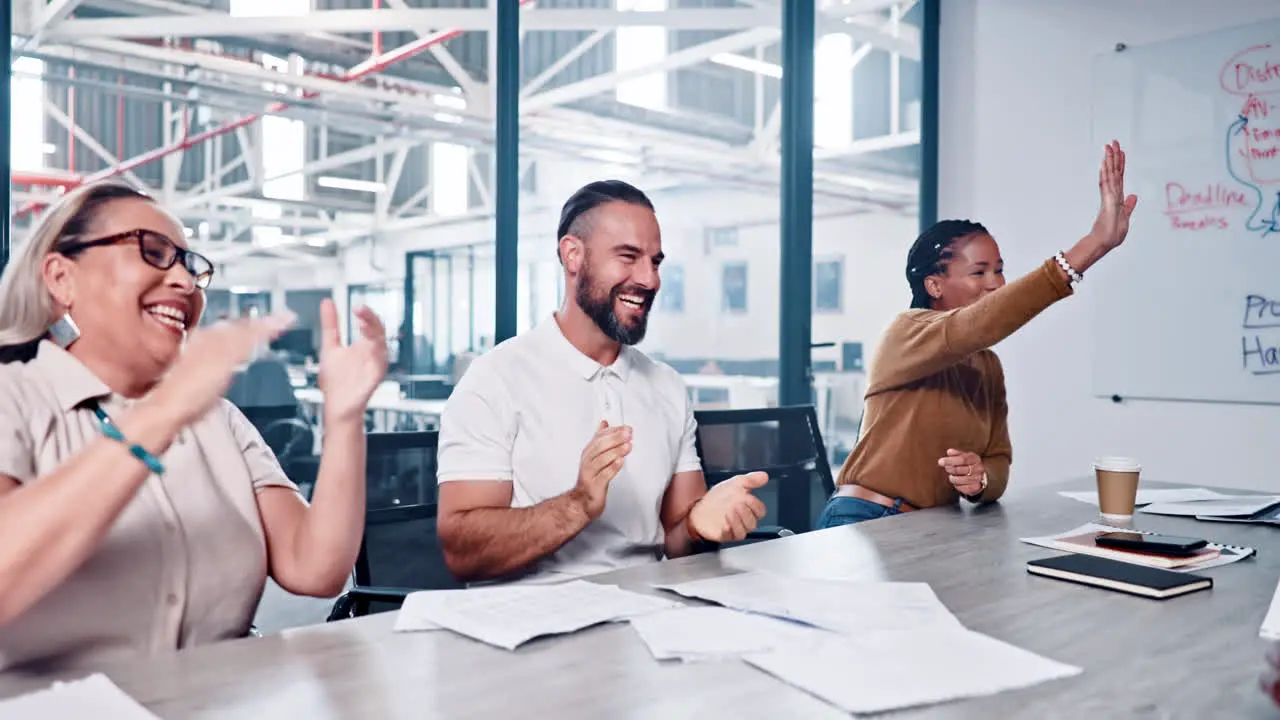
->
<box><xmin>1261</xmin><ymin>576</ymin><xmax>1280</xmax><ymax>641</ymax></box>
<box><xmin>0</xmin><ymin>674</ymin><xmax>158</xmax><ymax>720</ymax></box>
<box><xmin>653</xmin><ymin>571</ymin><xmax>963</xmax><ymax>635</ymax></box>
<box><xmin>627</xmin><ymin>606</ymin><xmax>830</xmax><ymax>662</ymax></box>
<box><xmin>1058</xmin><ymin>488</ymin><xmax>1231</xmax><ymax>507</ymax></box>
<box><xmin>1019</xmin><ymin>522</ymin><xmax>1256</xmax><ymax>572</ymax></box>
<box><xmin>1140</xmin><ymin>496</ymin><xmax>1280</xmax><ymax>518</ymax></box>
<box><xmin>744</xmin><ymin>628</ymin><xmax>1081</xmax><ymax>715</ymax></box>
<box><xmin>398</xmin><ymin>580</ymin><xmax>681</xmax><ymax>650</ymax></box>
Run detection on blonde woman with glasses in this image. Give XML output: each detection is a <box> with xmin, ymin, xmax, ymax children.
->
<box><xmin>0</xmin><ymin>180</ymin><xmax>388</xmax><ymax>672</ymax></box>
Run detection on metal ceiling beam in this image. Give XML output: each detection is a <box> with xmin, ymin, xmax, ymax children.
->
<box><xmin>47</xmin><ymin>8</ymin><xmax>917</xmax><ymax>56</ymax></box>
<box><xmin>66</xmin><ymin>39</ymin><xmax>435</xmax><ymax>109</ymax></box>
<box><xmin>28</xmin><ymin>0</ymin><xmax>94</xmax><ymax>46</ymax></box>
<box><xmin>258</xmin><ymin>136</ymin><xmax>424</xmax><ymax>185</ymax></box>
<box><xmin>49</xmin><ymin>9</ymin><xmax>780</xmax><ymax>36</ymax></box>
<box><xmin>813</xmin><ymin>130</ymin><xmax>919</xmax><ymax>159</ymax></box>
<box><xmin>523</xmin><ymin>27</ymin><xmax>780</xmax><ymax>113</ymax></box>
<box><xmin>14</xmin><ymin>26</ymin><xmax>469</xmax><ymax>215</ymax></box>
<box><xmin>35</xmin><ymin>0</ymin><xmax>380</xmax><ymax>51</ymax></box>
<box><xmin>743</xmin><ymin>0</ymin><xmax>919</xmax><ymax>59</ymax></box>
<box><xmin>824</xmin><ymin>0</ymin><xmax>909</xmax><ymax>17</ymax></box>
<box><xmin>41</xmin><ymin>97</ymin><xmax>148</xmax><ymax>189</ymax></box>
<box><xmin>520</xmin><ymin>29</ymin><xmax>609</xmax><ymax>99</ymax></box>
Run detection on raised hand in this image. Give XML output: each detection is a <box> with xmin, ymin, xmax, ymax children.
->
<box><xmin>318</xmin><ymin>299</ymin><xmax>389</xmax><ymax>424</ymax></box>
<box><xmin>571</xmin><ymin>421</ymin><xmax>632</xmax><ymax>519</ymax></box>
<box><xmin>938</xmin><ymin>449</ymin><xmax>985</xmax><ymax>496</ymax></box>
<box><xmin>688</xmin><ymin>471</ymin><xmax>769</xmax><ymax>542</ymax></box>
<box><xmin>1089</xmin><ymin>140</ymin><xmax>1139</xmax><ymax>250</ymax></box>
<box><xmin>153</xmin><ymin>311</ymin><xmax>297</xmax><ymax>426</ymax></box>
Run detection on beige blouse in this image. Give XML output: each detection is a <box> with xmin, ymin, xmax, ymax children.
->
<box><xmin>0</xmin><ymin>340</ymin><xmax>300</xmax><ymax>673</ymax></box>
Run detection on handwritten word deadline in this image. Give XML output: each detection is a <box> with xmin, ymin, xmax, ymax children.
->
<box><xmin>1164</xmin><ymin>182</ymin><xmax>1246</xmax><ymax>230</ymax></box>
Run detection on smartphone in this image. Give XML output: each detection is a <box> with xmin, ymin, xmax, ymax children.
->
<box><xmin>1094</xmin><ymin>531</ymin><xmax>1208</xmax><ymax>556</ymax></box>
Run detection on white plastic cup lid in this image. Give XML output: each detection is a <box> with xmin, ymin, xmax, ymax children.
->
<box><xmin>1093</xmin><ymin>456</ymin><xmax>1141</xmax><ymax>472</ymax></box>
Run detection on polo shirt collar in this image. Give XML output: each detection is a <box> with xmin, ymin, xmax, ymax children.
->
<box><xmin>536</xmin><ymin>314</ymin><xmax>632</xmax><ymax>382</ymax></box>
<box><xmin>32</xmin><ymin>340</ymin><xmax>113</xmax><ymax>412</ymax></box>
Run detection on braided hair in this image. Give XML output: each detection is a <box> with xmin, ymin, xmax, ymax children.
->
<box><xmin>904</xmin><ymin>219</ymin><xmax>990</xmax><ymax>309</ymax></box>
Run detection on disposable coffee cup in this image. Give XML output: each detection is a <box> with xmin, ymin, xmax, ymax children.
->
<box><xmin>1093</xmin><ymin>456</ymin><xmax>1141</xmax><ymax>519</ymax></box>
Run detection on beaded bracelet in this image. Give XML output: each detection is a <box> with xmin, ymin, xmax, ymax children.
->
<box><xmin>93</xmin><ymin>404</ymin><xmax>166</xmax><ymax>475</ymax></box>
<box><xmin>1055</xmin><ymin>251</ymin><xmax>1083</xmax><ymax>285</ymax></box>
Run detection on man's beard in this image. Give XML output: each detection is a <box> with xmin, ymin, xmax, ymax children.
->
<box><xmin>575</xmin><ymin>264</ymin><xmax>655</xmax><ymax>346</ymax></box>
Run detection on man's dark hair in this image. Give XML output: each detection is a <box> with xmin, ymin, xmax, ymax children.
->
<box><xmin>556</xmin><ymin>180</ymin><xmax>655</xmax><ymax>252</ymax></box>
<box><xmin>904</xmin><ymin>219</ymin><xmax>989</xmax><ymax>309</ymax></box>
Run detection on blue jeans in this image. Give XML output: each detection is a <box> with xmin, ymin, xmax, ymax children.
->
<box><xmin>815</xmin><ymin>496</ymin><xmax>903</xmax><ymax>529</ymax></box>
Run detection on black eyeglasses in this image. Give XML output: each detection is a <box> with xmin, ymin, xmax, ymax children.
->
<box><xmin>58</xmin><ymin>229</ymin><xmax>215</xmax><ymax>289</ymax></box>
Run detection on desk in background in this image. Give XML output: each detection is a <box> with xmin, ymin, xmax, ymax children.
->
<box><xmin>0</xmin><ymin>479</ymin><xmax>1275</xmax><ymax>718</ymax></box>
<box><xmin>296</xmin><ymin>386</ymin><xmax>446</xmax><ymax>434</ymax></box>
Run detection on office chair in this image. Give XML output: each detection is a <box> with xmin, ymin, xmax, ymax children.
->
<box><xmin>327</xmin><ymin>431</ymin><xmax>461</xmax><ymax>621</ymax></box>
<box><xmin>694</xmin><ymin>405</ymin><xmax>836</xmax><ymax>538</ymax></box>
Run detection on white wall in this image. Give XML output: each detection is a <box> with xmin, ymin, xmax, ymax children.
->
<box><xmin>939</xmin><ymin>0</ymin><xmax>1280</xmax><ymax>493</ymax></box>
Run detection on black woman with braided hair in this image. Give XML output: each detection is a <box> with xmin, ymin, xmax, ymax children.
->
<box><xmin>816</xmin><ymin>140</ymin><xmax>1139</xmax><ymax>528</ymax></box>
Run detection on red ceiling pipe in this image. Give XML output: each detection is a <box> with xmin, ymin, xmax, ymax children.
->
<box><xmin>11</xmin><ymin>171</ymin><xmax>83</xmax><ymax>187</ymax></box>
<box><xmin>14</xmin><ymin>1</ymin><xmax>536</xmax><ymax>215</ymax></box>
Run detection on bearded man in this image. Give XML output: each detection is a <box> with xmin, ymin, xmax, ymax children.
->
<box><xmin>436</xmin><ymin>180</ymin><xmax>768</xmax><ymax>584</ymax></box>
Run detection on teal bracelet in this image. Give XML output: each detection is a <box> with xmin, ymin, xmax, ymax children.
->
<box><xmin>93</xmin><ymin>405</ymin><xmax>166</xmax><ymax>475</ymax></box>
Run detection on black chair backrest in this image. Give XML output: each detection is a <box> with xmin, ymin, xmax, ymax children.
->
<box><xmin>356</xmin><ymin>431</ymin><xmax>462</xmax><ymax>601</ymax></box>
<box><xmin>239</xmin><ymin>404</ymin><xmax>302</xmax><ymax>437</ymax></box>
<box><xmin>366</xmin><ymin>430</ymin><xmax>440</xmax><ymax>510</ymax></box>
<box><xmin>693</xmin><ymin>405</ymin><xmax>835</xmax><ymax>534</ymax></box>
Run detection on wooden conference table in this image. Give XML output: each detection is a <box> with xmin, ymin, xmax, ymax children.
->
<box><xmin>1</xmin><ymin>479</ymin><xmax>1277</xmax><ymax>718</ymax></box>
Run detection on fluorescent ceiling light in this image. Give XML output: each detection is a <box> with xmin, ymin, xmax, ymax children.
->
<box><xmin>432</xmin><ymin>112</ymin><xmax>464</xmax><ymax>124</ymax></box>
<box><xmin>229</xmin><ymin>286</ymin><xmax>258</xmax><ymax>294</ymax></box>
<box><xmin>710</xmin><ymin>53</ymin><xmax>782</xmax><ymax>79</ymax></box>
<box><xmin>317</xmin><ymin>176</ymin><xmax>386</xmax><ymax>193</ymax></box>
<box><xmin>305</xmin><ymin>237</ymin><xmax>330</xmax><ymax>247</ymax></box>
<box><xmin>41</xmin><ymin>143</ymin><xmax>57</xmax><ymax>154</ymax></box>
<box><xmin>433</xmin><ymin>94</ymin><xmax>467</xmax><ymax>111</ymax></box>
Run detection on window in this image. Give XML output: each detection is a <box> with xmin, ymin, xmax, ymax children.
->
<box><xmin>232</xmin><ymin>290</ymin><xmax>272</xmax><ymax>318</ymax></box>
<box><xmin>229</xmin><ymin>2</ymin><xmax>309</xmax><ymax>201</ymax></box>
<box><xmin>11</xmin><ymin>57</ymin><xmax>46</xmax><ymax>171</ymax></box>
<box><xmin>431</xmin><ymin>142</ymin><xmax>470</xmax><ymax>217</ymax></box>
<box><xmin>349</xmin><ymin>283</ymin><xmax>404</xmax><ymax>356</ymax></box>
<box><xmin>659</xmin><ymin>264</ymin><xmax>684</xmax><ymax>313</ymax></box>
<box><xmin>255</xmin><ymin>52</ymin><xmax>307</xmax><ymax>202</ymax></box>
<box><xmin>703</xmin><ymin>225</ymin><xmax>738</xmax><ymax>252</ymax></box>
<box><xmin>814</xmin><ymin>33</ymin><xmax>854</xmax><ymax>149</ymax></box>
<box><xmin>722</xmin><ymin>262</ymin><xmax>748</xmax><ymax>313</ymax></box>
<box><xmin>814</xmin><ymin>257</ymin><xmax>843</xmax><ymax>312</ymax></box>
<box><xmin>615</xmin><ymin>0</ymin><xmax>667</xmax><ymax>110</ymax></box>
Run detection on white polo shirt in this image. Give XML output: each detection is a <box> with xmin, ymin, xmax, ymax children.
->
<box><xmin>437</xmin><ymin>315</ymin><xmax>701</xmax><ymax>583</ymax></box>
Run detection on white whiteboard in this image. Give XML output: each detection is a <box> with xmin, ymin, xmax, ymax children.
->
<box><xmin>1091</xmin><ymin>19</ymin><xmax>1280</xmax><ymax>405</ymax></box>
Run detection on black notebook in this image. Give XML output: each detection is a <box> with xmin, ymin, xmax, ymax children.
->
<box><xmin>1027</xmin><ymin>553</ymin><xmax>1213</xmax><ymax>599</ymax></box>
